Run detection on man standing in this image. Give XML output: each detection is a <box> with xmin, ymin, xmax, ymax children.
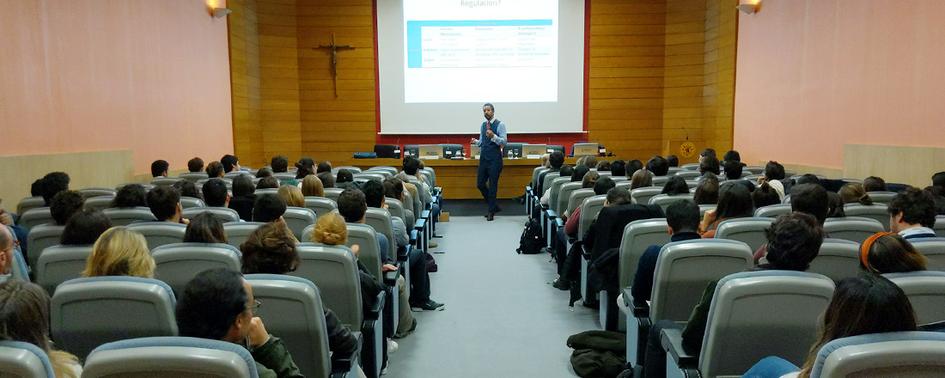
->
<box><xmin>470</xmin><ymin>103</ymin><xmax>507</xmax><ymax>221</ymax></box>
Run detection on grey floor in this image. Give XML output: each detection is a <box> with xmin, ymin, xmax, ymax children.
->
<box><xmin>386</xmin><ymin>214</ymin><xmax>599</xmax><ymax>378</ymax></box>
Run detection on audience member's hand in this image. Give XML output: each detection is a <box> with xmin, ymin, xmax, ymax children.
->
<box><xmin>700</xmin><ymin>209</ymin><xmax>717</xmax><ymax>233</ymax></box>
<box><xmin>0</xmin><ymin>209</ymin><xmax>12</xmax><ymax>226</ymax></box>
<box><xmin>180</xmin><ymin>217</ymin><xmax>190</xmax><ymax>225</ymax></box>
<box><xmin>351</xmin><ymin>244</ymin><xmax>361</xmax><ymax>256</ymax></box>
<box><xmin>382</xmin><ymin>264</ymin><xmax>398</xmax><ymax>272</ymax></box>
<box><xmin>248</xmin><ymin>317</ymin><xmax>271</xmax><ymax>348</ymax></box>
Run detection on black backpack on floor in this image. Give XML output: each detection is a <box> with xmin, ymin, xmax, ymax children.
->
<box><xmin>516</xmin><ymin>218</ymin><xmax>545</xmax><ymax>254</ymax></box>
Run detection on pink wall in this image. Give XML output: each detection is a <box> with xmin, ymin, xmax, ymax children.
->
<box><xmin>733</xmin><ymin>0</ymin><xmax>945</xmax><ymax>169</ymax></box>
<box><xmin>0</xmin><ymin>0</ymin><xmax>233</xmax><ymax>174</ymax></box>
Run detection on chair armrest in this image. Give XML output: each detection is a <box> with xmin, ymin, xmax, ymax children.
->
<box><xmin>409</xmin><ymin>229</ymin><xmax>418</xmax><ymax>245</ymax></box>
<box><xmin>661</xmin><ymin>327</ymin><xmax>698</xmax><ymax>369</ymax></box>
<box><xmin>383</xmin><ymin>269</ymin><xmax>399</xmax><ymax>287</ymax></box>
<box><xmin>623</xmin><ymin>287</ymin><xmax>650</xmax><ymax>318</ymax></box>
<box><xmin>365</xmin><ymin>291</ymin><xmax>386</xmax><ymax>319</ymax></box>
<box><xmin>546</xmin><ymin>209</ymin><xmax>558</xmax><ymax>219</ymax></box>
<box><xmin>414</xmin><ymin>218</ymin><xmax>427</xmax><ymax>231</ymax></box>
<box><xmin>555</xmin><ymin>218</ymin><xmax>564</xmax><ymax>228</ymax></box>
<box><xmin>330</xmin><ymin>332</ymin><xmax>363</xmax><ymax>377</ymax></box>
<box><xmin>397</xmin><ymin>245</ymin><xmax>411</xmax><ymax>262</ymax></box>
<box><xmin>422</xmin><ymin>209</ymin><xmax>431</xmax><ymax>218</ymax></box>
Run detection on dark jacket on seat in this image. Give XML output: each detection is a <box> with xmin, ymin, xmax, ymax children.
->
<box><xmin>252</xmin><ymin>335</ymin><xmax>304</xmax><ymax>378</ymax></box>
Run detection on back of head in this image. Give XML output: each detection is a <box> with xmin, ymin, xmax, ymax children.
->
<box><xmin>184</xmin><ymin>213</ymin><xmax>227</xmax><ymax>244</ymax></box>
<box><xmin>582</xmin><ymin>171</ymin><xmax>600</xmax><ymax>189</ymax></box>
<box><xmin>402</xmin><ymin>156</ymin><xmax>420</xmax><ymax>175</ymax></box>
<box><xmin>594</xmin><ymin>176</ymin><xmax>616</xmax><ymax>196</ymax></box>
<box><xmin>295</xmin><ymin>158</ymin><xmax>315</xmax><ymax>179</ymax></box>
<box><xmin>863</xmin><ymin>176</ymin><xmax>887</xmax><ymax>192</ymax></box>
<box><xmin>270</xmin><ymin>155</ymin><xmax>289</xmax><ymax>173</ymax></box>
<box><xmin>723</xmin><ymin>159</ymin><xmax>743</xmax><ymax>180</ymax></box>
<box><xmin>751</xmin><ymin>182</ymin><xmax>781</xmax><ymax>209</ymax></box>
<box><xmin>202</xmin><ymin>179</ymin><xmax>229</xmax><ymax>207</ymax></box>
<box><xmin>0</xmin><ymin>280</ymin><xmax>53</xmax><ymax>351</ymax></box>
<box><xmin>791</xmin><ymin>183</ymin><xmax>829</xmax><ymax>224</ymax></box>
<box><xmin>173</xmin><ymin>180</ymin><xmax>201</xmax><ymax>199</ymax></box>
<box><xmin>113</xmin><ymin>184</ymin><xmax>148</xmax><ymax>208</ymax></box>
<box><xmin>31</xmin><ymin>179</ymin><xmax>43</xmax><ymax>197</ymax></box>
<box><xmin>205</xmin><ymin>161</ymin><xmax>224</xmax><ymax>178</ymax></box>
<box><xmin>626</xmin><ymin>160</ymin><xmax>643</xmax><ymax>177</ymax></box>
<box><xmin>220</xmin><ymin>155</ymin><xmax>239</xmax><ymax>173</ymax></box>
<box><xmin>252</xmin><ymin>194</ymin><xmax>287</xmax><ymax>223</ymax></box>
<box><xmin>231</xmin><ymin>175</ymin><xmax>255</xmax><ymax>197</ymax></box>
<box><xmin>337</xmin><ymin>188</ymin><xmax>367</xmax><ymax>223</ymax></box>
<box><xmin>693</xmin><ymin>173</ymin><xmax>720</xmax><ymax>205</ymax></box>
<box><xmin>583</xmin><ymin>155</ymin><xmax>598</xmax><ymax>169</ymax></box>
<box><xmin>887</xmin><ymin>187</ymin><xmax>937</xmax><ymax>228</ymax></box>
<box><xmin>925</xmin><ymin>186</ymin><xmax>945</xmax><ymax>215</ymax></box>
<box><xmin>336</xmin><ymin>169</ymin><xmax>354</xmax><ymax>184</ymax></box>
<box><xmin>699</xmin><ymin>156</ymin><xmax>721</xmax><ymax>175</ymax></box>
<box><xmin>860</xmin><ymin>232</ymin><xmax>927</xmax><ymax>274</ymax></box>
<box><xmin>301</xmin><ymin>175</ymin><xmax>324</xmax><ymax>197</ymax></box>
<box><xmin>558</xmin><ymin>165</ymin><xmax>574</xmax><ymax>179</ymax></box>
<box><xmin>549</xmin><ymin>151</ymin><xmax>565</xmax><ymax>169</ymax></box>
<box><xmin>666</xmin><ymin>155</ymin><xmax>679</xmax><ymax>167</ymax></box>
<box><xmin>383</xmin><ymin>177</ymin><xmax>404</xmax><ymax>201</ymax></box>
<box><xmin>933</xmin><ymin>171</ymin><xmax>945</xmax><ymax>190</ymax></box>
<box><xmin>723</xmin><ymin>150</ymin><xmax>741</xmax><ymax>163</ymax></box>
<box><xmin>255</xmin><ymin>167</ymin><xmax>273</xmax><ymax>178</ymax></box>
<box><xmin>666</xmin><ymin>200</ymin><xmax>700</xmax><ymax>233</ymax></box>
<box><xmin>50</xmin><ymin>190</ymin><xmax>85</xmax><ymax>225</ymax></box>
<box><xmin>176</xmin><ymin>268</ymin><xmax>247</xmax><ymax>341</ymax></box>
<box><xmin>610</xmin><ymin>160</ymin><xmax>627</xmax><ymax>177</ymax></box>
<box><xmin>839</xmin><ymin>183</ymin><xmax>872</xmax><ymax>205</ymax></box>
<box><xmin>317</xmin><ymin>171</ymin><xmax>336</xmax><ymax>188</ymax></box>
<box><xmin>40</xmin><ymin>172</ymin><xmax>70</xmax><ymax>205</ymax></box>
<box><xmin>362</xmin><ymin>179</ymin><xmax>385</xmax><ymax>208</ymax></box>
<box><xmin>240</xmin><ymin>222</ymin><xmax>298</xmax><ymax>274</ymax></box>
<box><xmin>716</xmin><ymin>181</ymin><xmax>754</xmax><ymax>219</ymax></box>
<box><xmin>61</xmin><ymin>209</ymin><xmax>112</xmax><ymax>245</ymax></box>
<box><xmin>763</xmin><ymin>212</ymin><xmax>824</xmax><ymax>271</ymax></box>
<box><xmin>83</xmin><ymin>227</ymin><xmax>154</xmax><ymax>278</ymax></box>
<box><xmin>147</xmin><ymin>186</ymin><xmax>181</xmax><ymax>221</ymax></box>
<box><xmin>647</xmin><ymin>156</ymin><xmax>669</xmax><ymax>176</ymax></box>
<box><xmin>313</xmin><ymin>211</ymin><xmax>347</xmax><ymax>246</ymax></box>
<box><xmin>606</xmin><ymin>187</ymin><xmax>631</xmax><ymax>206</ymax></box>
<box><xmin>187</xmin><ymin>157</ymin><xmax>204</xmax><ymax>173</ymax></box>
<box><xmin>700</xmin><ymin>148</ymin><xmax>717</xmax><ymax>160</ymax></box>
<box><xmin>596</xmin><ymin>160</ymin><xmax>611</xmax><ymax>171</ymax></box>
<box><xmin>316</xmin><ymin>161</ymin><xmax>332</xmax><ymax>174</ymax></box>
<box><xmin>764</xmin><ymin>161</ymin><xmax>785</xmax><ymax>181</ymax></box>
<box><xmin>571</xmin><ymin>165</ymin><xmax>590</xmax><ymax>182</ymax></box>
<box><xmin>277</xmin><ymin>185</ymin><xmax>304</xmax><ymax>207</ymax></box>
<box><xmin>796</xmin><ymin>174</ymin><xmax>821</xmax><ymax>187</ymax></box>
<box><xmin>629</xmin><ymin>169</ymin><xmax>653</xmax><ymax>190</ymax></box>
<box><xmin>151</xmin><ymin>160</ymin><xmax>169</xmax><ymax>177</ymax></box>
<box><xmin>826</xmin><ymin>192</ymin><xmax>846</xmax><ymax>218</ymax></box>
<box><xmin>256</xmin><ymin>176</ymin><xmax>279</xmax><ymax>189</ymax></box>
<box><xmin>662</xmin><ymin>176</ymin><xmax>690</xmax><ymax>195</ymax></box>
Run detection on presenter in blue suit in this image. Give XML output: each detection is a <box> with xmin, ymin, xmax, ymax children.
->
<box><xmin>470</xmin><ymin>103</ymin><xmax>507</xmax><ymax>221</ymax></box>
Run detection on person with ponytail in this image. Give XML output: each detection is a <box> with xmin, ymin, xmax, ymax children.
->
<box><xmin>0</xmin><ymin>280</ymin><xmax>81</xmax><ymax>377</ymax></box>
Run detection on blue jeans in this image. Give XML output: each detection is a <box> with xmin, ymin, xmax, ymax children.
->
<box><xmin>743</xmin><ymin>356</ymin><xmax>799</xmax><ymax>378</ymax></box>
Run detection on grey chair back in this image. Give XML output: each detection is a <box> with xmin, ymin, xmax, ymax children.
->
<box><xmin>179</xmin><ymin>172</ymin><xmax>209</xmax><ymax>182</ymax></box>
<box><xmin>16</xmin><ymin>196</ymin><xmax>45</xmax><ymax>216</ymax></box>
<box><xmin>680</xmin><ymin>163</ymin><xmax>700</xmax><ymax>171</ymax></box>
<box><xmin>808</xmin><ymin>239</ymin><xmax>861</xmax><ymax>282</ymax></box>
<box><xmin>714</xmin><ymin>217</ymin><xmax>775</xmax><ymax>251</ymax></box>
<box><xmin>843</xmin><ymin>204</ymin><xmax>891</xmax><ymax>231</ymax></box>
<box><xmin>648</xmin><ymin>194</ymin><xmax>695</xmax><ymax>213</ymax></box>
<box><xmin>51</xmin><ymin>277</ymin><xmax>178</xmax><ymax>359</ymax></box>
<box><xmin>83</xmin><ymin>336</ymin><xmax>258</xmax><ymax>378</ymax></box>
<box><xmin>79</xmin><ymin>188</ymin><xmax>117</xmax><ymax>199</ymax></box>
<box><xmin>324</xmin><ymin>188</ymin><xmax>344</xmax><ymax>202</ymax></box>
<box><xmin>631</xmin><ymin>187</ymin><xmax>663</xmax><ymax>206</ymax></box>
<box><xmin>183</xmin><ymin>207</ymin><xmax>240</xmax><ymax>223</ymax></box>
<box><xmin>291</xmin><ymin>244</ymin><xmax>363</xmax><ymax>327</ymax></box>
<box><xmin>222</xmin><ymin>222</ymin><xmax>265</xmax><ymax>249</ymax></box>
<box><xmin>35</xmin><ymin>245</ymin><xmax>93</xmax><ymax>294</ymax></box>
<box><xmin>354</xmin><ymin>173</ymin><xmax>385</xmax><ymax>183</ymax></box>
<box><xmin>126</xmin><ymin>222</ymin><xmax>187</xmax><ymax>250</ymax></box>
<box><xmin>18</xmin><ymin>207</ymin><xmax>54</xmax><ymax>231</ymax></box>
<box><xmin>346</xmin><ymin>223</ymin><xmax>383</xmax><ymax>279</ymax></box>
<box><xmin>936</xmin><ymin>216</ymin><xmax>945</xmax><ymax>237</ymax></box>
<box><xmin>556</xmin><ymin>182</ymin><xmax>583</xmax><ymax>214</ymax></box>
<box><xmin>754</xmin><ymin>203</ymin><xmax>793</xmax><ymax>218</ymax></box>
<box><xmin>152</xmin><ymin>243</ymin><xmax>242</xmax><ymax>296</ymax></box>
<box><xmin>0</xmin><ymin>340</ymin><xmax>55</xmax><ymax>378</ymax></box>
<box><xmin>365</xmin><ymin>208</ymin><xmax>396</xmax><ymax>261</ymax></box>
<box><xmin>652</xmin><ymin>176</ymin><xmax>669</xmax><ymax>186</ymax></box>
<box><xmin>809</xmin><ymin>332</ymin><xmax>945</xmax><ymax>378</ymax></box>
<box><xmin>26</xmin><ymin>224</ymin><xmax>65</xmax><ymax>267</ymax></box>
<box><xmin>244</xmin><ymin>274</ymin><xmax>333</xmax><ymax>378</ymax></box>
<box><xmin>675</xmin><ymin>170</ymin><xmax>701</xmax><ymax>179</ymax></box>
<box><xmin>567</xmin><ymin>189</ymin><xmax>596</xmax><ymax>216</ymax></box>
<box><xmin>368</xmin><ymin>166</ymin><xmax>398</xmax><ymax>176</ymax></box>
<box><xmin>699</xmin><ymin>271</ymin><xmax>835</xmax><ymax>377</ymax></box>
<box><xmin>254</xmin><ymin>188</ymin><xmax>279</xmax><ymax>196</ymax></box>
<box><xmin>283</xmin><ymin>207</ymin><xmax>317</xmax><ymax>240</ymax></box>
<box><xmin>547</xmin><ymin>176</ymin><xmax>570</xmax><ymax>208</ymax></box>
<box><xmin>618</xmin><ymin>218</ymin><xmax>671</xmax><ymax>289</ymax></box>
<box><xmin>8</xmin><ymin>247</ymin><xmax>30</xmax><ymax>284</ymax></box>
<box><xmin>823</xmin><ymin>216</ymin><xmax>885</xmax><ymax>243</ymax></box>
<box><xmin>650</xmin><ymin>239</ymin><xmax>753</xmax><ymax>322</ymax></box>
<box><xmin>152</xmin><ymin>177</ymin><xmax>183</xmax><ymax>186</ymax></box>
<box><xmin>336</xmin><ymin>166</ymin><xmax>362</xmax><ymax>174</ymax></box>
<box><xmin>84</xmin><ymin>195</ymin><xmax>115</xmax><ymax>211</ymax></box>
<box><xmin>532</xmin><ymin>167</ymin><xmax>550</xmax><ymax>189</ymax></box>
<box><xmin>865</xmin><ymin>191</ymin><xmax>898</xmax><ymax>204</ymax></box>
<box><xmin>180</xmin><ymin>196</ymin><xmax>206</xmax><ymax>209</ymax></box>
<box><xmin>911</xmin><ymin>238</ymin><xmax>945</xmax><ymax>271</ymax></box>
<box><xmin>667</xmin><ymin>167</ymin><xmax>683</xmax><ymax>176</ymax></box>
<box><xmin>103</xmin><ymin>207</ymin><xmax>157</xmax><ymax>226</ymax></box>
<box><xmin>541</xmin><ymin>172</ymin><xmax>561</xmax><ymax>194</ymax></box>
<box><xmin>884</xmin><ymin>271</ymin><xmax>945</xmax><ymax>325</ymax></box>
<box><xmin>304</xmin><ymin>196</ymin><xmax>338</xmax><ymax>219</ymax></box>
<box><xmin>578</xmin><ymin>195</ymin><xmax>607</xmax><ymax>242</ymax></box>
<box><xmin>386</xmin><ymin>198</ymin><xmax>407</xmax><ymax>222</ymax></box>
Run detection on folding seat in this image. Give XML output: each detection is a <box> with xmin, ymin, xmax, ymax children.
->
<box><xmin>615</xmin><ymin>181</ymin><xmax>632</xmax><ymax>191</ymax></box>
<box><xmin>126</xmin><ymin>222</ymin><xmax>186</xmax><ymax>250</ymax></box>
<box><xmin>283</xmin><ymin>207</ymin><xmax>317</xmax><ymax>240</ymax></box>
<box><xmin>51</xmin><ymin>276</ymin><xmax>178</xmax><ymax>359</ymax></box>
<box><xmin>79</xmin><ymin>187</ymin><xmax>117</xmax><ymax>199</ymax></box>
<box><xmin>325</xmin><ymin>188</ymin><xmax>345</xmax><ymax>202</ymax></box>
<box><xmin>555</xmin><ymin>182</ymin><xmax>583</xmax><ymax>215</ymax></box>
<box><xmin>631</xmin><ymin>187</ymin><xmax>663</xmax><ymax>206</ymax></box>
<box><xmin>865</xmin><ymin>190</ymin><xmax>898</xmax><ymax>204</ymax></box>
<box><xmin>272</xmin><ymin>172</ymin><xmax>296</xmax><ymax>184</ymax></box>
<box><xmin>648</xmin><ymin>194</ymin><xmax>695</xmax><ymax>213</ymax></box>
<box><xmin>16</xmin><ymin>196</ymin><xmax>45</xmax><ymax>216</ymax></box>
<box><xmin>613</xmin><ymin>219</ymin><xmax>671</xmax><ymax>332</ymax></box>
<box><xmin>183</xmin><ymin>207</ymin><xmax>240</xmax><ymax>224</ymax></box>
<box><xmin>541</xmin><ymin>176</ymin><xmax>569</xmax><ymax>240</ymax></box>
<box><xmin>744</xmin><ymin>166</ymin><xmax>765</xmax><ymax>175</ymax></box>
<box><xmin>116</xmin><ymin>183</ymin><xmax>155</xmax><ymax>192</ymax></box>
<box><xmin>541</xmin><ymin>172</ymin><xmax>563</xmax><ymax>202</ymax></box>
<box><xmin>0</xmin><ymin>340</ymin><xmax>55</xmax><ymax>378</ymax></box>
<box><xmin>18</xmin><ymin>207</ymin><xmax>54</xmax><ymax>231</ymax></box>
<box><xmin>884</xmin><ymin>271</ymin><xmax>945</xmax><ymax>326</ymax></box>
<box><xmin>152</xmin><ymin>177</ymin><xmax>183</xmax><ymax>186</ymax></box>
<box><xmin>576</xmin><ymin>195</ymin><xmax>606</xmax><ymax>309</ymax></box>
<box><xmin>667</xmin><ymin>167</ymin><xmax>683</xmax><ymax>176</ymax></box>
<box><xmin>335</xmin><ymin>166</ymin><xmax>362</xmax><ymax>174</ymax></box>
<box><xmin>661</xmin><ymin>271</ymin><xmax>834</xmax><ymax>378</ymax></box>
<box><xmin>625</xmin><ymin>239</ymin><xmax>752</xmax><ymax>365</ymax></box>
<box><xmin>823</xmin><ymin>217</ymin><xmax>885</xmax><ymax>243</ymax></box>
<box><xmin>305</xmin><ymin>196</ymin><xmax>338</xmax><ymax>219</ymax></box>
<box><xmin>178</xmin><ymin>172</ymin><xmax>209</xmax><ymax>182</ymax></box>
<box><xmin>843</xmin><ymin>204</ymin><xmax>891</xmax><ymax>231</ymax></box>
<box><xmin>675</xmin><ymin>171</ymin><xmax>700</xmax><ymax>180</ymax></box>
<box><xmin>83</xmin><ymin>337</ymin><xmax>260</xmax><ymax>378</ymax></box>
<box><xmin>103</xmin><ymin>207</ymin><xmax>156</xmax><ymax>226</ymax></box>
<box><xmin>152</xmin><ymin>242</ymin><xmax>242</xmax><ymax>296</ymax></box>
<box><xmin>368</xmin><ymin>166</ymin><xmax>397</xmax><ymax>176</ymax></box>
<box><xmin>224</xmin><ymin>171</ymin><xmax>250</xmax><ymax>180</ymax></box>
<box><xmin>652</xmin><ymin>176</ymin><xmax>669</xmax><ymax>186</ymax></box>
<box><xmin>808</xmin><ymin>332</ymin><xmax>945</xmax><ymax>377</ymax></box>
<box><xmin>782</xmin><ymin>193</ymin><xmax>792</xmax><ymax>204</ymax></box>
<box><xmin>807</xmin><ymin>239</ymin><xmax>860</xmax><ymax>282</ymax></box>
<box><xmin>385</xmin><ymin>198</ymin><xmax>408</xmax><ymax>224</ymax></box>
<box><xmin>179</xmin><ymin>196</ymin><xmax>206</xmax><ymax>209</ymax></box>
<box><xmin>26</xmin><ymin>224</ymin><xmax>65</xmax><ymax>267</ymax></box>
<box><xmin>35</xmin><ymin>245</ymin><xmax>94</xmax><ymax>294</ymax></box>
<box><xmin>680</xmin><ymin>163</ymin><xmax>700</xmax><ymax>171</ymax></box>
<box><xmin>566</xmin><ymin>189</ymin><xmax>595</xmax><ymax>218</ymax></box>
<box><xmin>935</xmin><ymin>216</ymin><xmax>945</xmax><ymax>237</ymax></box>
<box><xmin>222</xmin><ymin>222</ymin><xmax>265</xmax><ymax>249</ymax></box>
<box><xmin>685</xmin><ymin>180</ymin><xmax>700</xmax><ymax>189</ymax></box>
<box><xmin>365</xmin><ymin>208</ymin><xmax>398</xmax><ymax>262</ymax></box>
<box><xmin>421</xmin><ymin>167</ymin><xmax>436</xmax><ymax>186</ymax></box>
<box><xmin>754</xmin><ymin>203</ymin><xmax>792</xmax><ymax>218</ymax></box>
<box><xmin>345</xmin><ymin>223</ymin><xmax>402</xmax><ymax>338</ymax></box>
<box><xmin>354</xmin><ymin>173</ymin><xmax>385</xmax><ymax>183</ymax></box>
<box><xmin>253</xmin><ymin>188</ymin><xmax>279</xmax><ymax>196</ymax></box>
<box><xmin>84</xmin><ymin>195</ymin><xmax>115</xmax><ymax>211</ymax></box>
<box><xmin>912</xmin><ymin>237</ymin><xmax>945</xmax><ymax>271</ymax></box>
<box><xmin>714</xmin><ymin>217</ymin><xmax>775</xmax><ymax>251</ymax></box>
<box><xmin>547</xmin><ymin>182</ymin><xmax>583</xmax><ymax>250</ymax></box>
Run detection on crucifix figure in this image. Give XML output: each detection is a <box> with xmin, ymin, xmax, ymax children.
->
<box><xmin>314</xmin><ymin>32</ymin><xmax>356</xmax><ymax>98</ymax></box>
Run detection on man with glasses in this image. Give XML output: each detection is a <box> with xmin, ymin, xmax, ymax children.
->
<box><xmin>175</xmin><ymin>268</ymin><xmax>303</xmax><ymax>378</ymax></box>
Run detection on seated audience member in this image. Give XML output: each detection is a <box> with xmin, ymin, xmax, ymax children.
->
<box><xmin>722</xmin><ymin>150</ymin><xmax>740</xmax><ymax>164</ymax></box>
<box><xmin>646</xmin><ymin>156</ymin><xmax>669</xmax><ymax>177</ymax></box>
<box><xmin>763</xmin><ymin>161</ymin><xmax>786</xmax><ymax>181</ymax></box>
<box><xmin>255</xmin><ymin>167</ymin><xmax>273</xmax><ymax>178</ymax></box>
<box><xmin>838</xmin><ymin>183</ymin><xmax>873</xmax><ymax>205</ymax></box>
<box><xmin>175</xmin><ymin>268</ymin><xmax>304</xmax><ymax>378</ymax></box>
<box><xmin>317</xmin><ymin>171</ymin><xmax>336</xmax><ymax>189</ymax></box>
<box><xmin>629</xmin><ymin>169</ymin><xmax>652</xmax><ymax>190</ymax></box>
<box><xmin>183</xmin><ymin>213</ymin><xmax>227</xmax><ymax>244</ymax></box>
<box><xmin>302</xmin><ymin>175</ymin><xmax>325</xmax><ymax>197</ymax></box>
<box><xmin>146</xmin><ymin>186</ymin><xmax>186</xmax><ymax>224</ymax></box>
<box><xmin>40</xmin><ymin>172</ymin><xmax>71</xmax><ymax>206</ymax></box>
<box><xmin>826</xmin><ymin>192</ymin><xmax>846</xmax><ymax>218</ymax></box>
<box><xmin>699</xmin><ymin>181</ymin><xmax>753</xmax><ymax>238</ymax></box>
<box><xmin>666</xmin><ymin>155</ymin><xmax>679</xmax><ymax>168</ymax></box>
<box><xmin>295</xmin><ymin>157</ymin><xmax>315</xmax><ymax>179</ymax></box>
<box><xmin>539</xmin><ymin>165</ymin><xmax>574</xmax><ymax>206</ymax></box>
<box><xmin>752</xmin><ymin>183</ymin><xmax>828</xmax><ymax>263</ymax></box>
<box><xmin>270</xmin><ymin>155</ymin><xmax>289</xmax><ymax>173</ymax></box>
<box><xmin>398</xmin><ymin>157</ymin><xmax>435</xmax><ymax>211</ymax></box>
<box><xmin>151</xmin><ymin>160</ymin><xmax>169</xmax><ymax>178</ymax></box>
<box><xmin>362</xmin><ymin>180</ymin><xmax>408</xmax><ymax>250</ymax></box>
<box><xmin>699</xmin><ymin>156</ymin><xmax>721</xmax><ymax>176</ymax></box>
<box><xmin>722</xmin><ymin>159</ymin><xmax>743</xmax><ymax>180</ymax></box>
<box><xmin>187</xmin><ymin>157</ymin><xmax>204</xmax><ymax>173</ymax></box>
<box><xmin>256</xmin><ymin>176</ymin><xmax>280</xmax><ymax>190</ymax></box>
<box><xmin>699</xmin><ymin>148</ymin><xmax>717</xmax><ymax>164</ymax></box>
<box><xmin>566</xmin><ymin>177</ymin><xmax>616</xmax><ymax>238</ymax></box>
<box><xmin>317</xmin><ymin>161</ymin><xmax>332</xmax><ymax>174</ymax></box>
<box><xmin>887</xmin><ymin>187</ymin><xmax>937</xmax><ymax>239</ymax></box>
<box><xmin>50</xmin><ymin>191</ymin><xmax>84</xmax><ymax>226</ymax></box>
<box><xmin>172</xmin><ymin>180</ymin><xmax>201</xmax><ymax>200</ymax></box>
<box><xmin>336</xmin><ymin>169</ymin><xmax>357</xmax><ymax>190</ymax></box>
<box><xmin>863</xmin><ymin>175</ymin><xmax>887</xmax><ymax>192</ymax></box>
<box><xmin>0</xmin><ymin>280</ymin><xmax>82</xmax><ymax>377</ymax></box>
<box><xmin>631</xmin><ymin>200</ymin><xmax>701</xmax><ymax>303</ymax></box>
<box><xmin>205</xmin><ymin>161</ymin><xmax>225</xmax><ymax>178</ymax></box>
<box><xmin>277</xmin><ymin>185</ymin><xmax>305</xmax><ymax>208</ymax></box>
<box><xmin>693</xmin><ymin>173</ymin><xmax>720</xmax><ymax>205</ymax></box>
<box><xmin>925</xmin><ymin>186</ymin><xmax>945</xmax><ymax>215</ymax></box>
<box><xmin>662</xmin><ymin>176</ymin><xmax>690</xmax><ymax>196</ymax></box>
<box><xmin>933</xmin><ymin>171</ymin><xmax>945</xmax><ymax>191</ymax></box>
<box><xmin>743</xmin><ymin>274</ymin><xmax>916</xmax><ymax>378</ymax></box>
<box><xmin>229</xmin><ymin>175</ymin><xmax>256</xmax><ymax>221</ymax></box>
<box><xmin>0</xmin><ymin>226</ymin><xmax>14</xmax><ymax>276</ymax></box>
<box><xmin>859</xmin><ymin>232</ymin><xmax>927</xmax><ymax>274</ymax></box>
<box><xmin>610</xmin><ymin>160</ymin><xmax>627</xmax><ymax>177</ymax></box>
<box><xmin>564</xmin><ymin>171</ymin><xmax>600</xmax><ymax>219</ymax></box>
<box><xmin>582</xmin><ymin>156</ymin><xmax>598</xmax><ymax>170</ymax></box>
<box><xmin>539</xmin><ymin>154</ymin><xmax>550</xmax><ymax>169</ymax></box>
<box><xmin>596</xmin><ymin>160</ymin><xmax>611</xmax><ymax>172</ymax></box>
<box><xmin>626</xmin><ymin>160</ymin><xmax>643</xmax><ymax>178</ymax></box>
<box><xmin>644</xmin><ymin>212</ymin><xmax>824</xmax><ymax>377</ymax></box>
<box><xmin>60</xmin><ymin>209</ymin><xmax>112</xmax><ymax>245</ymax></box>
<box><xmin>82</xmin><ymin>227</ymin><xmax>155</xmax><ymax>278</ymax></box>
<box><xmin>313</xmin><ymin>212</ymin><xmax>418</xmax><ymax>338</ymax></box>
<box><xmin>795</xmin><ymin>174</ymin><xmax>821</xmax><ymax>187</ymax></box>
<box><xmin>752</xmin><ymin>182</ymin><xmax>782</xmax><ymax>209</ymax></box>
<box><xmin>253</xmin><ymin>194</ymin><xmax>288</xmax><ymax>224</ymax></box>
<box><xmin>112</xmin><ymin>184</ymin><xmax>148</xmax><ymax>208</ymax></box>
<box><xmin>536</xmin><ymin>151</ymin><xmax>565</xmax><ymax>195</ymax></box>
<box><xmin>202</xmin><ymin>179</ymin><xmax>230</xmax><ymax>208</ymax></box>
<box><xmin>221</xmin><ymin>154</ymin><xmax>241</xmax><ymax>174</ymax></box>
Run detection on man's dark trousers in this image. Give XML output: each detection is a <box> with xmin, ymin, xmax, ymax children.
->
<box><xmin>477</xmin><ymin>157</ymin><xmax>503</xmax><ymax>213</ymax></box>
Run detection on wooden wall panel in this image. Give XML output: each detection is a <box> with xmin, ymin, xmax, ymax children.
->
<box><xmin>701</xmin><ymin>0</ymin><xmax>737</xmax><ymax>151</ymax></box>
<box><xmin>258</xmin><ymin>0</ymin><xmax>303</xmax><ymax>163</ymax></box>
<box><xmin>229</xmin><ymin>0</ymin><xmax>265</xmax><ymax>168</ymax></box>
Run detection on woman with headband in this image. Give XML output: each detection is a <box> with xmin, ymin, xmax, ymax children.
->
<box><xmin>859</xmin><ymin>232</ymin><xmax>928</xmax><ymax>274</ymax></box>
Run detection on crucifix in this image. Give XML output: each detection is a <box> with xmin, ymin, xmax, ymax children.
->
<box><xmin>314</xmin><ymin>33</ymin><xmax>356</xmax><ymax>98</ymax></box>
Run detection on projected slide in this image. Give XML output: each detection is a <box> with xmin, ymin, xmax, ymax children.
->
<box><xmin>403</xmin><ymin>0</ymin><xmax>558</xmax><ymax>103</ymax></box>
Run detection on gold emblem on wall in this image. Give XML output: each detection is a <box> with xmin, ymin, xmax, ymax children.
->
<box><xmin>680</xmin><ymin>141</ymin><xmax>696</xmax><ymax>158</ymax></box>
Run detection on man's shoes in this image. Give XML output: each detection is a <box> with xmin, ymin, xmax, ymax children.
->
<box><xmin>429</xmin><ymin>241</ymin><xmax>438</xmax><ymax>248</ymax></box>
<box><xmin>411</xmin><ymin>300</ymin><xmax>446</xmax><ymax>311</ymax></box>
<box><xmin>486</xmin><ymin>212</ymin><xmax>495</xmax><ymax>221</ymax></box>
<box><xmin>387</xmin><ymin>339</ymin><xmax>399</xmax><ymax>354</ymax></box>
<box><xmin>552</xmin><ymin>278</ymin><xmax>571</xmax><ymax>291</ymax></box>
<box><xmin>394</xmin><ymin>318</ymin><xmax>418</xmax><ymax>339</ymax></box>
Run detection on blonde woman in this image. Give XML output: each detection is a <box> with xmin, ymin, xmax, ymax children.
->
<box><xmin>0</xmin><ymin>280</ymin><xmax>82</xmax><ymax>377</ymax></box>
<box><xmin>301</xmin><ymin>174</ymin><xmax>325</xmax><ymax>197</ymax></box>
<box><xmin>82</xmin><ymin>227</ymin><xmax>155</xmax><ymax>278</ymax></box>
<box><xmin>277</xmin><ymin>185</ymin><xmax>305</xmax><ymax>207</ymax></box>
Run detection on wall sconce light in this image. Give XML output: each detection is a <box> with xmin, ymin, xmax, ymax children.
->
<box><xmin>737</xmin><ymin>0</ymin><xmax>761</xmax><ymax>14</ymax></box>
<box><xmin>212</xmin><ymin>7</ymin><xmax>232</xmax><ymax>18</ymax></box>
